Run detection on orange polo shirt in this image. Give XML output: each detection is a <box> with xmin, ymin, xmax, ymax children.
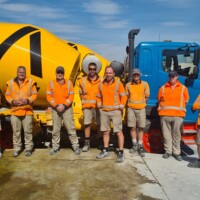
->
<box><xmin>126</xmin><ymin>80</ymin><xmax>150</xmax><ymax>109</ymax></box>
<box><xmin>5</xmin><ymin>77</ymin><xmax>37</xmax><ymax>116</ymax></box>
<box><xmin>96</xmin><ymin>78</ymin><xmax>127</xmax><ymax>111</ymax></box>
<box><xmin>157</xmin><ymin>81</ymin><xmax>189</xmax><ymax>117</ymax></box>
<box><xmin>78</xmin><ymin>76</ymin><xmax>101</xmax><ymax>108</ymax></box>
<box><xmin>46</xmin><ymin>79</ymin><xmax>74</xmax><ymax>108</ymax></box>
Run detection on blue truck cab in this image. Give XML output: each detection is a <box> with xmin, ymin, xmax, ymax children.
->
<box><xmin>125</xmin><ymin>29</ymin><xmax>200</xmax><ymax>152</ymax></box>
<box><xmin>134</xmin><ymin>41</ymin><xmax>200</xmax><ymax>123</ymax></box>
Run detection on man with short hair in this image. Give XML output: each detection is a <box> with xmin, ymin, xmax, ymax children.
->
<box><xmin>46</xmin><ymin>66</ymin><xmax>80</xmax><ymax>155</ymax></box>
<box><xmin>96</xmin><ymin>66</ymin><xmax>127</xmax><ymax>162</ymax></box>
<box><xmin>158</xmin><ymin>71</ymin><xmax>189</xmax><ymax>161</ymax></box>
<box><xmin>5</xmin><ymin>66</ymin><xmax>38</xmax><ymax>157</ymax></box>
<box><xmin>78</xmin><ymin>62</ymin><xmax>102</xmax><ymax>152</ymax></box>
<box><xmin>126</xmin><ymin>68</ymin><xmax>150</xmax><ymax>157</ymax></box>
<box><xmin>188</xmin><ymin>95</ymin><xmax>200</xmax><ymax>168</ymax></box>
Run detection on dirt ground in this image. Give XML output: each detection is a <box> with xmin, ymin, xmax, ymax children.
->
<box><xmin>0</xmin><ymin>148</ymin><xmax>158</xmax><ymax>200</ymax></box>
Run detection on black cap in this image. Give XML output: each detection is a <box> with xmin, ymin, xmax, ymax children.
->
<box><xmin>56</xmin><ymin>66</ymin><xmax>64</xmax><ymax>73</ymax></box>
<box><xmin>169</xmin><ymin>71</ymin><xmax>178</xmax><ymax>76</ymax></box>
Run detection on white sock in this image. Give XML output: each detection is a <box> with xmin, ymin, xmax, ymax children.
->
<box><xmin>132</xmin><ymin>139</ymin><xmax>137</xmax><ymax>144</ymax></box>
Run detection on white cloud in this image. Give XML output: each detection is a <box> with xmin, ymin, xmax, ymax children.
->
<box><xmin>82</xmin><ymin>1</ymin><xmax>128</xmax><ymax>29</ymax></box>
<box><xmin>100</xmin><ymin>19</ymin><xmax>129</xmax><ymax>29</ymax></box>
<box><xmin>44</xmin><ymin>23</ymin><xmax>84</xmax><ymax>34</ymax></box>
<box><xmin>0</xmin><ymin>3</ymin><xmax>64</xmax><ymax>19</ymax></box>
<box><xmin>94</xmin><ymin>15</ymin><xmax>129</xmax><ymax>29</ymax></box>
<box><xmin>162</xmin><ymin>21</ymin><xmax>187</xmax><ymax>26</ymax></box>
<box><xmin>82</xmin><ymin>0</ymin><xmax>120</xmax><ymax>15</ymax></box>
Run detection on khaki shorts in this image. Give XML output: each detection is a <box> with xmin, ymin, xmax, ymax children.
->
<box><xmin>127</xmin><ymin>108</ymin><xmax>146</xmax><ymax>128</ymax></box>
<box><xmin>83</xmin><ymin>108</ymin><xmax>100</xmax><ymax>125</ymax></box>
<box><xmin>196</xmin><ymin>127</ymin><xmax>200</xmax><ymax>145</ymax></box>
<box><xmin>100</xmin><ymin>110</ymin><xmax>122</xmax><ymax>133</ymax></box>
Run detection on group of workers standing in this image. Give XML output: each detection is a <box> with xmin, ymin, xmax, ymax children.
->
<box><xmin>0</xmin><ymin>63</ymin><xmax>200</xmax><ymax>168</ymax></box>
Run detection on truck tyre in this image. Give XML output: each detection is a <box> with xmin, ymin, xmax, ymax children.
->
<box><xmin>143</xmin><ymin>128</ymin><xmax>164</xmax><ymax>154</ymax></box>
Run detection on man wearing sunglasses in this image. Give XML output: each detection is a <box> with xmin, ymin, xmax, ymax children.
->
<box><xmin>157</xmin><ymin>71</ymin><xmax>189</xmax><ymax>161</ymax></box>
<box><xmin>78</xmin><ymin>62</ymin><xmax>102</xmax><ymax>152</ymax></box>
<box><xmin>47</xmin><ymin>66</ymin><xmax>80</xmax><ymax>155</ymax></box>
<box><xmin>126</xmin><ymin>68</ymin><xmax>150</xmax><ymax>157</ymax></box>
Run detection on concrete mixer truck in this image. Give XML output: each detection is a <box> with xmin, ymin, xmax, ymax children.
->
<box><xmin>0</xmin><ymin>23</ymin><xmax>111</xmax><ymax>149</ymax></box>
<box><xmin>0</xmin><ymin>23</ymin><xmax>200</xmax><ymax>153</ymax></box>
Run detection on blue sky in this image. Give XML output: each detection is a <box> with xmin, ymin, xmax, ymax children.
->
<box><xmin>0</xmin><ymin>0</ymin><xmax>200</xmax><ymax>62</ymax></box>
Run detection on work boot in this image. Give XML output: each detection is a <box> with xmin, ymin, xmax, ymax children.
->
<box><xmin>162</xmin><ymin>153</ymin><xmax>171</xmax><ymax>159</ymax></box>
<box><xmin>173</xmin><ymin>154</ymin><xmax>182</xmax><ymax>161</ymax></box>
<box><xmin>138</xmin><ymin>144</ymin><xmax>145</xmax><ymax>157</ymax></box>
<box><xmin>73</xmin><ymin>146</ymin><xmax>81</xmax><ymax>155</ymax></box>
<box><xmin>49</xmin><ymin>148</ymin><xmax>59</xmax><ymax>155</ymax></box>
<box><xmin>188</xmin><ymin>159</ymin><xmax>200</xmax><ymax>168</ymax></box>
<box><xmin>82</xmin><ymin>140</ymin><xmax>90</xmax><ymax>152</ymax></box>
<box><xmin>117</xmin><ymin>152</ymin><xmax>124</xmax><ymax>163</ymax></box>
<box><xmin>96</xmin><ymin>149</ymin><xmax>109</xmax><ymax>159</ymax></box>
<box><xmin>25</xmin><ymin>150</ymin><xmax>32</xmax><ymax>157</ymax></box>
<box><xmin>13</xmin><ymin>150</ymin><xmax>21</xmax><ymax>158</ymax></box>
<box><xmin>129</xmin><ymin>143</ymin><xmax>138</xmax><ymax>154</ymax></box>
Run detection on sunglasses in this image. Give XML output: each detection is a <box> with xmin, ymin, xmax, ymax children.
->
<box><xmin>169</xmin><ymin>75</ymin><xmax>175</xmax><ymax>78</ymax></box>
<box><xmin>57</xmin><ymin>71</ymin><xmax>64</xmax><ymax>74</ymax></box>
<box><xmin>89</xmin><ymin>68</ymin><xmax>96</xmax><ymax>71</ymax></box>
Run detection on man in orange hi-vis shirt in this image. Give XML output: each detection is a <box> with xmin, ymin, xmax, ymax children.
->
<box><xmin>126</xmin><ymin>68</ymin><xmax>150</xmax><ymax>157</ymax></box>
<box><xmin>5</xmin><ymin>66</ymin><xmax>38</xmax><ymax>157</ymax></box>
<box><xmin>78</xmin><ymin>63</ymin><xmax>102</xmax><ymax>152</ymax></box>
<box><xmin>188</xmin><ymin>95</ymin><xmax>200</xmax><ymax>168</ymax></box>
<box><xmin>158</xmin><ymin>71</ymin><xmax>189</xmax><ymax>161</ymax></box>
<box><xmin>46</xmin><ymin>66</ymin><xmax>80</xmax><ymax>155</ymax></box>
<box><xmin>96</xmin><ymin>66</ymin><xmax>127</xmax><ymax>163</ymax></box>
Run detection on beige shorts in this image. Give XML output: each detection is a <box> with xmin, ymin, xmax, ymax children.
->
<box><xmin>196</xmin><ymin>127</ymin><xmax>200</xmax><ymax>145</ymax></box>
<box><xmin>83</xmin><ymin>108</ymin><xmax>100</xmax><ymax>125</ymax></box>
<box><xmin>100</xmin><ymin>110</ymin><xmax>122</xmax><ymax>133</ymax></box>
<box><xmin>127</xmin><ymin>108</ymin><xmax>146</xmax><ymax>128</ymax></box>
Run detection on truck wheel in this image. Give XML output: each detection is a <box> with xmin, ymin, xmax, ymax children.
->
<box><xmin>143</xmin><ymin>128</ymin><xmax>164</xmax><ymax>154</ymax></box>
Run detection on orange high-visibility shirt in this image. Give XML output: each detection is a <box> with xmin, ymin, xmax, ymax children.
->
<box><xmin>96</xmin><ymin>78</ymin><xmax>127</xmax><ymax>111</ymax></box>
<box><xmin>192</xmin><ymin>94</ymin><xmax>200</xmax><ymax>125</ymax></box>
<box><xmin>157</xmin><ymin>81</ymin><xmax>189</xmax><ymax>117</ymax></box>
<box><xmin>5</xmin><ymin>77</ymin><xmax>38</xmax><ymax>116</ymax></box>
<box><xmin>126</xmin><ymin>80</ymin><xmax>150</xmax><ymax>109</ymax></box>
<box><xmin>46</xmin><ymin>79</ymin><xmax>74</xmax><ymax>108</ymax></box>
<box><xmin>78</xmin><ymin>76</ymin><xmax>102</xmax><ymax>109</ymax></box>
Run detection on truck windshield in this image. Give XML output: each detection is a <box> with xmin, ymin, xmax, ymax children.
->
<box><xmin>162</xmin><ymin>50</ymin><xmax>196</xmax><ymax>78</ymax></box>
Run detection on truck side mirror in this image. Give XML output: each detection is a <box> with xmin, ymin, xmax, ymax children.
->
<box><xmin>193</xmin><ymin>48</ymin><xmax>200</xmax><ymax>66</ymax></box>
